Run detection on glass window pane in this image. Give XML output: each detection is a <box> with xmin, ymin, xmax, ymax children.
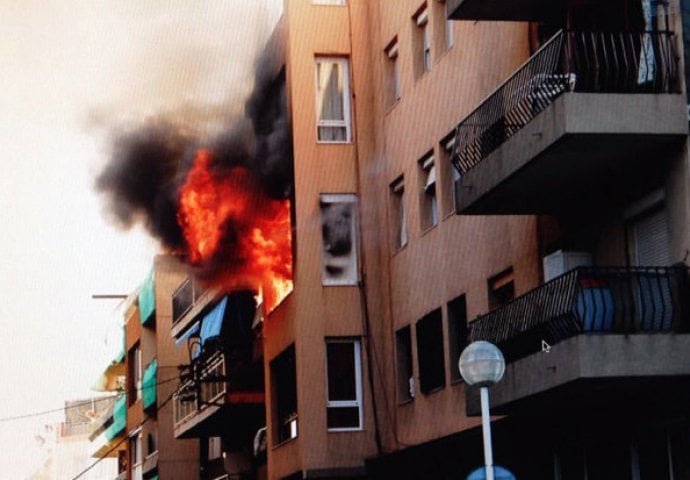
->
<box><xmin>327</xmin><ymin>342</ymin><xmax>356</xmax><ymax>401</ymax></box>
<box><xmin>317</xmin><ymin>62</ymin><xmax>344</xmax><ymax>121</ymax></box>
<box><xmin>317</xmin><ymin>126</ymin><xmax>347</xmax><ymax>142</ymax></box>
<box><xmin>327</xmin><ymin>406</ymin><xmax>360</xmax><ymax>429</ymax></box>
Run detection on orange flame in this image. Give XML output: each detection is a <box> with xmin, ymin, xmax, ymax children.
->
<box><xmin>177</xmin><ymin>149</ymin><xmax>292</xmax><ymax>312</ymax></box>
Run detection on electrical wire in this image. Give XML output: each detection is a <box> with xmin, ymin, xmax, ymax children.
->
<box><xmin>0</xmin><ymin>375</ymin><xmax>182</xmax><ymax>423</ymax></box>
<box><xmin>70</xmin><ymin>387</ymin><xmax>178</xmax><ymax>480</ymax></box>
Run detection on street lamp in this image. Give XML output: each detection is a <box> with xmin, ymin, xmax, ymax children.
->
<box><xmin>458</xmin><ymin>341</ymin><xmax>505</xmax><ymax>480</ymax></box>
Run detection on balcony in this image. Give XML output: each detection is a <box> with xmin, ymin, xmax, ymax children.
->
<box><xmin>451</xmin><ymin>30</ymin><xmax>687</xmax><ymax>215</ymax></box>
<box><xmin>172</xmin><ymin>351</ymin><xmax>265</xmax><ymax>439</ymax></box>
<box><xmin>465</xmin><ymin>266</ymin><xmax>690</xmax><ymax>415</ymax></box>
<box><xmin>171</xmin><ymin>276</ymin><xmax>220</xmax><ymax>339</ymax></box>
<box><xmin>447</xmin><ymin>0</ymin><xmax>563</xmax><ymax>21</ymax></box>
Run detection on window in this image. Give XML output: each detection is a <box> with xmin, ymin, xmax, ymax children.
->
<box><xmin>488</xmin><ymin>267</ymin><xmax>515</xmax><ymax>310</ymax></box>
<box><xmin>130</xmin><ymin>430</ymin><xmax>143</xmax><ymax>480</ymax></box>
<box><xmin>320</xmin><ymin>194</ymin><xmax>358</xmax><ymax>286</ymax></box>
<box><xmin>209</xmin><ymin>436</ymin><xmax>222</xmax><ymax>460</ymax></box>
<box><xmin>447</xmin><ymin>295</ymin><xmax>467</xmax><ymax>383</ymax></box>
<box><xmin>313</xmin><ymin>0</ymin><xmax>346</xmax><ymax>4</ymax></box>
<box><xmin>384</xmin><ymin>37</ymin><xmax>401</xmax><ymax>108</ymax></box>
<box><xmin>271</xmin><ymin>345</ymin><xmax>297</xmax><ymax>444</ymax></box>
<box><xmin>315</xmin><ymin>57</ymin><xmax>352</xmax><ymax>142</ymax></box>
<box><xmin>419</xmin><ymin>153</ymin><xmax>438</xmax><ymax>230</ymax></box>
<box><xmin>438</xmin><ymin>133</ymin><xmax>460</xmax><ymax>216</ymax></box>
<box><xmin>412</xmin><ymin>4</ymin><xmax>431</xmax><ymax>77</ymax></box>
<box><xmin>146</xmin><ymin>430</ymin><xmax>157</xmax><ymax>456</ymax></box>
<box><xmin>433</xmin><ymin>0</ymin><xmax>453</xmax><ymax>53</ymax></box>
<box><xmin>416</xmin><ymin>309</ymin><xmax>445</xmax><ymax>393</ymax></box>
<box><xmin>128</xmin><ymin>344</ymin><xmax>142</xmax><ymax>404</ymax></box>
<box><xmin>325</xmin><ymin>338</ymin><xmax>363</xmax><ymax>430</ymax></box>
<box><xmin>395</xmin><ymin>326</ymin><xmax>414</xmax><ymax>402</ymax></box>
<box><xmin>390</xmin><ymin>176</ymin><xmax>408</xmax><ymax>250</ymax></box>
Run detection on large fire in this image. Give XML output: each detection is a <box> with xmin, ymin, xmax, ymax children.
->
<box><xmin>177</xmin><ymin>149</ymin><xmax>293</xmax><ymax>312</ymax></box>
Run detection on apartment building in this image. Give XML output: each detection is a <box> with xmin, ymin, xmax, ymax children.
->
<box><xmin>104</xmin><ymin>0</ymin><xmax>690</xmax><ymax>478</ymax></box>
<box><xmin>266</xmin><ymin>0</ymin><xmax>690</xmax><ymax>478</ymax></box>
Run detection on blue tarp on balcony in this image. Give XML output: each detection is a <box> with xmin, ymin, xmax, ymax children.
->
<box><xmin>142</xmin><ymin>359</ymin><xmax>157</xmax><ymax>410</ymax></box>
<box><xmin>175</xmin><ymin>322</ymin><xmax>200</xmax><ymax>346</ymax></box>
<box><xmin>200</xmin><ymin>297</ymin><xmax>228</xmax><ymax>345</ymax></box>
<box><xmin>105</xmin><ymin>395</ymin><xmax>126</xmax><ymax>441</ymax></box>
<box><xmin>139</xmin><ymin>269</ymin><xmax>155</xmax><ymax>326</ymax></box>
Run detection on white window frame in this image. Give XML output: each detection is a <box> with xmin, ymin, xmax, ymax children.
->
<box><xmin>315</xmin><ymin>57</ymin><xmax>352</xmax><ymax>143</ymax></box>
<box><xmin>320</xmin><ymin>194</ymin><xmax>359</xmax><ymax>286</ymax></box>
<box><xmin>414</xmin><ymin>6</ymin><xmax>431</xmax><ymax>74</ymax></box>
<box><xmin>385</xmin><ymin>38</ymin><xmax>401</xmax><ymax>105</ymax></box>
<box><xmin>325</xmin><ymin>338</ymin><xmax>363</xmax><ymax>432</ymax></box>
<box><xmin>444</xmin><ymin>136</ymin><xmax>461</xmax><ymax>212</ymax></box>
<box><xmin>391</xmin><ymin>177</ymin><xmax>408</xmax><ymax>249</ymax></box>
<box><xmin>421</xmin><ymin>154</ymin><xmax>438</xmax><ymax>228</ymax></box>
<box><xmin>130</xmin><ymin>428</ymin><xmax>143</xmax><ymax>480</ymax></box>
<box><xmin>312</xmin><ymin>0</ymin><xmax>346</xmax><ymax>4</ymax></box>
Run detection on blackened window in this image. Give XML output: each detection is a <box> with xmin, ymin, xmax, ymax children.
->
<box><xmin>271</xmin><ymin>345</ymin><xmax>297</xmax><ymax>444</ymax></box>
<box><xmin>396</xmin><ymin>326</ymin><xmax>414</xmax><ymax>402</ymax></box>
<box><xmin>416</xmin><ymin>309</ymin><xmax>445</xmax><ymax>393</ymax></box>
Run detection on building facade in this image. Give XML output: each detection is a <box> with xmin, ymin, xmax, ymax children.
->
<box><xmin>105</xmin><ymin>0</ymin><xmax>690</xmax><ymax>478</ymax></box>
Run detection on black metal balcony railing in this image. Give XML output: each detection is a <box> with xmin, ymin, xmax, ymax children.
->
<box><xmin>172</xmin><ymin>277</ymin><xmax>205</xmax><ymax>325</ymax></box>
<box><xmin>469</xmin><ymin>266</ymin><xmax>690</xmax><ymax>363</ymax></box>
<box><xmin>173</xmin><ymin>351</ymin><xmax>227</xmax><ymax>427</ymax></box>
<box><xmin>451</xmin><ymin>29</ymin><xmax>679</xmax><ymax>176</ymax></box>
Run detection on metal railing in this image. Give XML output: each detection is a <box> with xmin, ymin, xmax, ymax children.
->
<box><xmin>172</xmin><ymin>277</ymin><xmax>205</xmax><ymax>325</ymax></box>
<box><xmin>469</xmin><ymin>266</ymin><xmax>690</xmax><ymax>362</ymax></box>
<box><xmin>172</xmin><ymin>351</ymin><xmax>227</xmax><ymax>428</ymax></box>
<box><xmin>451</xmin><ymin>29</ymin><xmax>679</xmax><ymax>176</ymax></box>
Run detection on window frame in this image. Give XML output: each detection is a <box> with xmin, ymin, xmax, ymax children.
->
<box><xmin>314</xmin><ymin>56</ymin><xmax>353</xmax><ymax>143</ymax></box>
<box><xmin>130</xmin><ymin>428</ymin><xmax>143</xmax><ymax>480</ymax></box>
<box><xmin>325</xmin><ymin>338</ymin><xmax>363</xmax><ymax>432</ymax></box>
<box><xmin>390</xmin><ymin>176</ymin><xmax>408</xmax><ymax>251</ymax></box>
<box><xmin>128</xmin><ymin>343</ymin><xmax>143</xmax><ymax>404</ymax></box>
<box><xmin>416</xmin><ymin>309</ymin><xmax>446</xmax><ymax>394</ymax></box>
<box><xmin>320</xmin><ymin>193</ymin><xmax>359</xmax><ymax>286</ymax></box>
<box><xmin>395</xmin><ymin>326</ymin><xmax>414</xmax><ymax>403</ymax></box>
<box><xmin>384</xmin><ymin>37</ymin><xmax>401</xmax><ymax>107</ymax></box>
<box><xmin>419</xmin><ymin>153</ymin><xmax>438</xmax><ymax>230</ymax></box>
<box><xmin>413</xmin><ymin>4</ymin><xmax>431</xmax><ymax>76</ymax></box>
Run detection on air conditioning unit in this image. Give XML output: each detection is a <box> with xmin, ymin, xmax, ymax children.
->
<box><xmin>543</xmin><ymin>250</ymin><xmax>592</xmax><ymax>282</ymax></box>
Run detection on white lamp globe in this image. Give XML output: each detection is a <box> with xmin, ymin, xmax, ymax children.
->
<box><xmin>458</xmin><ymin>341</ymin><xmax>505</xmax><ymax>387</ymax></box>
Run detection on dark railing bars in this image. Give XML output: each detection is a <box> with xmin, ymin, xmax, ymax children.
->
<box><xmin>469</xmin><ymin>266</ymin><xmax>690</xmax><ymax>363</ymax></box>
<box><xmin>451</xmin><ymin>29</ymin><xmax>679</xmax><ymax>176</ymax></box>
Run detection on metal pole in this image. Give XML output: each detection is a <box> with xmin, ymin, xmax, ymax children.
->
<box><xmin>480</xmin><ymin>386</ymin><xmax>495</xmax><ymax>480</ymax></box>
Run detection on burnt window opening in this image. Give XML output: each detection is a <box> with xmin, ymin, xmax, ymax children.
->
<box><xmin>416</xmin><ymin>309</ymin><xmax>445</xmax><ymax>394</ymax></box>
<box><xmin>320</xmin><ymin>194</ymin><xmax>359</xmax><ymax>286</ymax></box>
<box><xmin>396</xmin><ymin>326</ymin><xmax>414</xmax><ymax>402</ymax></box>
<box><xmin>447</xmin><ymin>295</ymin><xmax>467</xmax><ymax>383</ymax></box>
<box><xmin>488</xmin><ymin>267</ymin><xmax>515</xmax><ymax>311</ymax></box>
<box><xmin>325</xmin><ymin>338</ymin><xmax>363</xmax><ymax>430</ymax></box>
<box><xmin>271</xmin><ymin>345</ymin><xmax>297</xmax><ymax>444</ymax></box>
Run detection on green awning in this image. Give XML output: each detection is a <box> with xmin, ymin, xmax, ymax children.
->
<box><xmin>142</xmin><ymin>359</ymin><xmax>157</xmax><ymax>410</ymax></box>
<box><xmin>105</xmin><ymin>394</ymin><xmax>126</xmax><ymax>441</ymax></box>
<box><xmin>139</xmin><ymin>268</ymin><xmax>155</xmax><ymax>325</ymax></box>
<box><xmin>114</xmin><ymin>325</ymin><xmax>126</xmax><ymax>363</ymax></box>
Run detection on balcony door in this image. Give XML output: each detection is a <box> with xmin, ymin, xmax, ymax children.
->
<box><xmin>629</xmin><ymin>206</ymin><xmax>673</xmax><ymax>330</ymax></box>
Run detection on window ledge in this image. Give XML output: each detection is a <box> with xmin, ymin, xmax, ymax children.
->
<box><xmin>421</xmin><ymin>385</ymin><xmax>446</xmax><ymax>396</ymax></box>
<box><xmin>391</xmin><ymin>243</ymin><xmax>408</xmax><ymax>257</ymax></box>
<box><xmin>385</xmin><ymin>99</ymin><xmax>401</xmax><ymax>116</ymax></box>
<box><xmin>420</xmin><ymin>223</ymin><xmax>438</xmax><ymax>237</ymax></box>
<box><xmin>397</xmin><ymin>398</ymin><xmax>415</xmax><ymax>407</ymax></box>
<box><xmin>272</xmin><ymin>435</ymin><xmax>298</xmax><ymax>450</ymax></box>
<box><xmin>451</xmin><ymin>377</ymin><xmax>465</xmax><ymax>387</ymax></box>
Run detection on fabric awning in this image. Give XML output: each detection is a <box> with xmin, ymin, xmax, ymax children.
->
<box><xmin>175</xmin><ymin>322</ymin><xmax>200</xmax><ymax>346</ymax></box>
<box><xmin>138</xmin><ymin>269</ymin><xmax>155</xmax><ymax>326</ymax></box>
<box><xmin>142</xmin><ymin>360</ymin><xmax>157</xmax><ymax>410</ymax></box>
<box><xmin>200</xmin><ymin>297</ymin><xmax>228</xmax><ymax>346</ymax></box>
<box><xmin>105</xmin><ymin>395</ymin><xmax>126</xmax><ymax>441</ymax></box>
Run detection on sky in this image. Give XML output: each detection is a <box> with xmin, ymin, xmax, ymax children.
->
<box><xmin>0</xmin><ymin>2</ymin><xmax>282</xmax><ymax>478</ymax></box>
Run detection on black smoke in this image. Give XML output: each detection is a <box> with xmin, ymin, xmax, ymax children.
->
<box><xmin>96</xmin><ymin>37</ymin><xmax>293</xmax><ymax>252</ymax></box>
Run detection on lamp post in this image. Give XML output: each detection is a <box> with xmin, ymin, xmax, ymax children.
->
<box><xmin>458</xmin><ymin>341</ymin><xmax>505</xmax><ymax>480</ymax></box>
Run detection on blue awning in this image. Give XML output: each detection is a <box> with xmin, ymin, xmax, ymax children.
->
<box><xmin>200</xmin><ymin>297</ymin><xmax>228</xmax><ymax>346</ymax></box>
<box><xmin>175</xmin><ymin>322</ymin><xmax>200</xmax><ymax>346</ymax></box>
